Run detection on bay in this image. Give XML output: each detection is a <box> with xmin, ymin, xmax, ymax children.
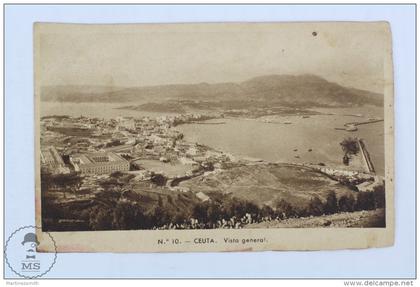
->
<box><xmin>176</xmin><ymin>107</ymin><xmax>385</xmax><ymax>175</ymax></box>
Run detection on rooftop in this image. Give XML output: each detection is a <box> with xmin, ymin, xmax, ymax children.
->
<box><xmin>72</xmin><ymin>152</ymin><xmax>127</xmax><ymax>166</ymax></box>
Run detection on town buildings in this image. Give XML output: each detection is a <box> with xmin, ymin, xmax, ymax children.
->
<box><xmin>116</xmin><ymin>116</ymin><xmax>135</xmax><ymax>130</ymax></box>
<box><xmin>41</xmin><ymin>146</ymin><xmax>70</xmax><ymax>173</ymax></box>
<box><xmin>70</xmin><ymin>151</ymin><xmax>130</xmax><ymax>174</ymax></box>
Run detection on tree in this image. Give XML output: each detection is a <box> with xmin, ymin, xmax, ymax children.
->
<box><xmin>150</xmin><ymin>173</ymin><xmax>167</xmax><ymax>186</ymax></box>
<box><xmin>324</xmin><ymin>191</ymin><xmax>338</xmax><ymax>214</ymax></box>
<box><xmin>232</xmin><ymin>201</ymin><xmax>247</xmax><ymax>218</ymax></box>
<box><xmin>157</xmin><ymin>195</ymin><xmax>164</xmax><ymax>208</ymax></box>
<box><xmin>110</xmin><ymin>171</ymin><xmax>124</xmax><ymax>178</ymax></box>
<box><xmin>54</xmin><ymin>172</ymin><xmax>84</xmax><ymax>198</ymax></box>
<box><xmin>40</xmin><ymin>169</ymin><xmax>54</xmax><ymax>192</ymax></box>
<box><xmin>112</xmin><ymin>201</ymin><xmax>145</xmax><ymax>230</ymax></box>
<box><xmin>342</xmin><ymin>154</ymin><xmax>350</xmax><ymax>166</ymax></box>
<box><xmin>192</xmin><ymin>202</ymin><xmax>210</xmax><ymax>223</ymax></box>
<box><xmin>173</xmin><ymin>212</ymin><xmax>188</xmax><ymax>225</ymax></box>
<box><xmin>152</xmin><ymin>205</ymin><xmax>171</xmax><ymax>227</ymax></box>
<box><xmin>355</xmin><ymin>192</ymin><xmax>376</xmax><ymax>211</ymax></box>
<box><xmin>338</xmin><ymin>194</ymin><xmax>355</xmax><ymax>212</ymax></box>
<box><xmin>100</xmin><ymin>173</ymin><xmax>134</xmax><ymax>195</ymax></box>
<box><xmin>275</xmin><ymin>199</ymin><xmax>294</xmax><ymax>219</ymax></box>
<box><xmin>99</xmin><ymin>177</ymin><xmax>124</xmax><ymax>193</ymax></box>
<box><xmin>243</xmin><ymin>201</ymin><xmax>259</xmax><ymax>218</ymax></box>
<box><xmin>260</xmin><ymin>205</ymin><xmax>275</xmax><ymax>218</ymax></box>
<box><xmin>307</xmin><ymin>197</ymin><xmax>324</xmax><ymax>216</ymax></box>
<box><xmin>167</xmin><ymin>195</ymin><xmax>174</xmax><ymax>205</ymax></box>
<box><xmin>89</xmin><ymin>206</ymin><xmax>113</xmax><ymax>230</ymax></box>
<box><xmin>94</xmin><ymin>189</ymin><xmax>121</xmax><ymax>206</ymax></box>
<box><xmin>340</xmin><ymin>137</ymin><xmax>360</xmax><ymax>164</ymax></box>
<box><xmin>211</xmin><ymin>203</ymin><xmax>224</xmax><ymax>224</ymax></box>
<box><xmin>373</xmin><ymin>185</ymin><xmax>386</xmax><ymax>209</ymax></box>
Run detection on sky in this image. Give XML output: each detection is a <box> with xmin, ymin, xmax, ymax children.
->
<box><xmin>35</xmin><ymin>22</ymin><xmax>391</xmax><ymax>93</ymax></box>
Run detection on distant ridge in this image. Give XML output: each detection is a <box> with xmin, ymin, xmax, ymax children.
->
<box><xmin>41</xmin><ymin>74</ymin><xmax>383</xmax><ymax>108</ymax></box>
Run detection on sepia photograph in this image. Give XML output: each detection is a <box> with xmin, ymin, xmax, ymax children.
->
<box><xmin>34</xmin><ymin>22</ymin><xmax>394</xmax><ymax>251</ymax></box>
<box><xmin>5</xmin><ymin>2</ymin><xmax>418</xmax><ymax>282</ymax></box>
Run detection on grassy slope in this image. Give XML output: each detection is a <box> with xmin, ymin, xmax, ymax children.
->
<box><xmin>179</xmin><ymin>163</ymin><xmax>356</xmax><ymax>208</ymax></box>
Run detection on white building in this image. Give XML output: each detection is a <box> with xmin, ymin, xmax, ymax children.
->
<box><xmin>70</xmin><ymin>152</ymin><xmax>129</xmax><ymax>174</ymax></box>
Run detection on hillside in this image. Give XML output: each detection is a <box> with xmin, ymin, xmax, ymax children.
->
<box><xmin>178</xmin><ymin>163</ymin><xmax>356</xmax><ymax>209</ymax></box>
<box><xmin>41</xmin><ymin>74</ymin><xmax>383</xmax><ymax>108</ymax></box>
<box><xmin>246</xmin><ymin>208</ymin><xmax>385</xmax><ymax>228</ymax></box>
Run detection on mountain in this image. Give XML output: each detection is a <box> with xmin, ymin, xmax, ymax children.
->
<box><xmin>239</xmin><ymin>74</ymin><xmax>383</xmax><ymax>107</ymax></box>
<box><xmin>40</xmin><ymin>74</ymin><xmax>383</xmax><ymax>107</ymax></box>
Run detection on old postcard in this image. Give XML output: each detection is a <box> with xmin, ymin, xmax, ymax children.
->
<box><xmin>34</xmin><ymin>22</ymin><xmax>394</xmax><ymax>252</ymax></box>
